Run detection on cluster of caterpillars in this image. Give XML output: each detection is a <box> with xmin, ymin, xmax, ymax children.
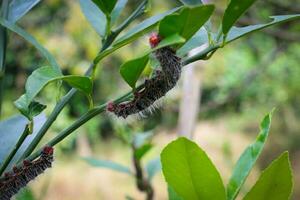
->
<box><xmin>107</xmin><ymin>33</ymin><xmax>182</xmax><ymax>118</ymax></box>
<box><xmin>0</xmin><ymin>146</ymin><xmax>54</xmax><ymax>200</ymax></box>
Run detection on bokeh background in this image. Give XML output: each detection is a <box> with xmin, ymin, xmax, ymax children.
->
<box><xmin>1</xmin><ymin>0</ymin><xmax>300</xmax><ymax>199</ymax></box>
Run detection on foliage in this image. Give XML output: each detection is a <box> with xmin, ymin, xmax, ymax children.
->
<box><xmin>0</xmin><ymin>0</ymin><xmax>298</xmax><ymax>199</ymax></box>
<box><xmin>161</xmin><ymin>111</ymin><xmax>294</xmax><ymax>200</ymax></box>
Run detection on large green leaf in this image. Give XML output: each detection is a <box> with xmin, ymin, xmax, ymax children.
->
<box><xmin>161</xmin><ymin>137</ymin><xmax>226</xmax><ymax>200</ymax></box>
<box><xmin>14</xmin><ymin>66</ymin><xmax>92</xmax><ymax>119</ymax></box>
<box><xmin>243</xmin><ymin>152</ymin><xmax>293</xmax><ymax>200</ymax></box>
<box><xmin>83</xmin><ymin>157</ymin><xmax>132</xmax><ymax>175</ymax></box>
<box><xmin>111</xmin><ymin>0</ymin><xmax>128</xmax><ymax>25</ymax></box>
<box><xmin>94</xmin><ymin>7</ymin><xmax>181</xmax><ymax>63</ymax></box>
<box><xmin>120</xmin><ymin>34</ymin><xmax>185</xmax><ymax>88</ymax></box>
<box><xmin>159</xmin><ymin>5</ymin><xmax>214</xmax><ymax>44</ymax></box>
<box><xmin>222</xmin><ymin>0</ymin><xmax>257</xmax><ymax>35</ymax></box>
<box><xmin>79</xmin><ymin>0</ymin><xmax>107</xmax><ymax>37</ymax></box>
<box><xmin>0</xmin><ymin>18</ymin><xmax>60</xmax><ymax>72</ymax></box>
<box><xmin>227</xmin><ymin>111</ymin><xmax>273</xmax><ymax>200</ymax></box>
<box><xmin>168</xmin><ymin>185</ymin><xmax>183</xmax><ymax>200</ymax></box>
<box><xmin>177</xmin><ymin>0</ymin><xmax>202</xmax><ymax>6</ymax></box>
<box><xmin>92</xmin><ymin>0</ymin><xmax>117</xmax><ymax>15</ymax></box>
<box><xmin>177</xmin><ymin>27</ymin><xmax>208</xmax><ymax>56</ymax></box>
<box><xmin>225</xmin><ymin>15</ymin><xmax>300</xmax><ymax>44</ymax></box>
<box><xmin>0</xmin><ymin>114</ymin><xmax>46</xmax><ymax>169</ymax></box>
<box><xmin>8</xmin><ymin>0</ymin><xmax>41</xmax><ymax>22</ymax></box>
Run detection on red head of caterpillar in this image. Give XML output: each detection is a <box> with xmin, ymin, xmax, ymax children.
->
<box><xmin>149</xmin><ymin>32</ymin><xmax>161</xmax><ymax>48</ymax></box>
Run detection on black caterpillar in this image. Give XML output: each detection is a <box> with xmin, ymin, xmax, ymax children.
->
<box><xmin>107</xmin><ymin>33</ymin><xmax>182</xmax><ymax>118</ymax></box>
<box><xmin>0</xmin><ymin>146</ymin><xmax>54</xmax><ymax>200</ymax></box>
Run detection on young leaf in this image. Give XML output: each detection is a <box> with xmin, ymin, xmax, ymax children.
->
<box><xmin>92</xmin><ymin>0</ymin><xmax>118</xmax><ymax>15</ymax></box>
<box><xmin>168</xmin><ymin>185</ymin><xmax>183</xmax><ymax>200</ymax></box>
<box><xmin>227</xmin><ymin>111</ymin><xmax>273</xmax><ymax>200</ymax></box>
<box><xmin>159</xmin><ymin>5</ymin><xmax>214</xmax><ymax>44</ymax></box>
<box><xmin>146</xmin><ymin>157</ymin><xmax>161</xmax><ymax>182</ymax></box>
<box><xmin>177</xmin><ymin>0</ymin><xmax>202</xmax><ymax>6</ymax></box>
<box><xmin>120</xmin><ymin>55</ymin><xmax>149</xmax><ymax>88</ymax></box>
<box><xmin>8</xmin><ymin>0</ymin><xmax>41</xmax><ymax>22</ymax></box>
<box><xmin>79</xmin><ymin>0</ymin><xmax>107</xmax><ymax>37</ymax></box>
<box><xmin>161</xmin><ymin>137</ymin><xmax>226</xmax><ymax>200</ymax></box>
<box><xmin>0</xmin><ymin>18</ymin><xmax>60</xmax><ymax>72</ymax></box>
<box><xmin>111</xmin><ymin>0</ymin><xmax>128</xmax><ymax>25</ymax></box>
<box><xmin>119</xmin><ymin>34</ymin><xmax>185</xmax><ymax>88</ymax></box>
<box><xmin>225</xmin><ymin>15</ymin><xmax>300</xmax><ymax>44</ymax></box>
<box><xmin>0</xmin><ymin>114</ymin><xmax>46</xmax><ymax>169</ymax></box>
<box><xmin>83</xmin><ymin>157</ymin><xmax>132</xmax><ymax>175</ymax></box>
<box><xmin>14</xmin><ymin>66</ymin><xmax>92</xmax><ymax>119</ymax></box>
<box><xmin>243</xmin><ymin>152</ymin><xmax>293</xmax><ymax>200</ymax></box>
<box><xmin>222</xmin><ymin>0</ymin><xmax>257</xmax><ymax>35</ymax></box>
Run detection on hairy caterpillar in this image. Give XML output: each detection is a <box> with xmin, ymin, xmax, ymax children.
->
<box><xmin>107</xmin><ymin>33</ymin><xmax>182</xmax><ymax>118</ymax></box>
<box><xmin>0</xmin><ymin>146</ymin><xmax>54</xmax><ymax>200</ymax></box>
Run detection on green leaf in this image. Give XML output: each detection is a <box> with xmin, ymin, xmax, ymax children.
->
<box><xmin>0</xmin><ymin>18</ymin><xmax>60</xmax><ymax>72</ymax></box>
<box><xmin>8</xmin><ymin>0</ymin><xmax>41</xmax><ymax>22</ymax></box>
<box><xmin>177</xmin><ymin>27</ymin><xmax>208</xmax><ymax>57</ymax></box>
<box><xmin>14</xmin><ymin>66</ymin><xmax>92</xmax><ymax>119</ymax></box>
<box><xmin>168</xmin><ymin>185</ymin><xmax>183</xmax><ymax>200</ymax></box>
<box><xmin>243</xmin><ymin>152</ymin><xmax>293</xmax><ymax>200</ymax></box>
<box><xmin>146</xmin><ymin>157</ymin><xmax>161</xmax><ymax>182</ymax></box>
<box><xmin>222</xmin><ymin>0</ymin><xmax>257</xmax><ymax>35</ymax></box>
<box><xmin>225</xmin><ymin>15</ymin><xmax>300</xmax><ymax>44</ymax></box>
<box><xmin>120</xmin><ymin>54</ymin><xmax>149</xmax><ymax>88</ymax></box>
<box><xmin>227</xmin><ymin>111</ymin><xmax>273</xmax><ymax>200</ymax></box>
<box><xmin>92</xmin><ymin>0</ymin><xmax>117</xmax><ymax>15</ymax></box>
<box><xmin>134</xmin><ymin>143</ymin><xmax>153</xmax><ymax>160</ymax></box>
<box><xmin>79</xmin><ymin>0</ymin><xmax>107</xmax><ymax>37</ymax></box>
<box><xmin>83</xmin><ymin>157</ymin><xmax>132</xmax><ymax>175</ymax></box>
<box><xmin>159</xmin><ymin>5</ymin><xmax>214</xmax><ymax>44</ymax></box>
<box><xmin>0</xmin><ymin>114</ymin><xmax>46</xmax><ymax>169</ymax></box>
<box><xmin>177</xmin><ymin>0</ymin><xmax>202</xmax><ymax>6</ymax></box>
<box><xmin>161</xmin><ymin>137</ymin><xmax>226</xmax><ymax>200</ymax></box>
<box><xmin>119</xmin><ymin>34</ymin><xmax>185</xmax><ymax>88</ymax></box>
<box><xmin>111</xmin><ymin>0</ymin><xmax>128</xmax><ymax>25</ymax></box>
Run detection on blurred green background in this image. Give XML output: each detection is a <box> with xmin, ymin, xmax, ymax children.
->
<box><xmin>2</xmin><ymin>0</ymin><xmax>300</xmax><ymax>199</ymax></box>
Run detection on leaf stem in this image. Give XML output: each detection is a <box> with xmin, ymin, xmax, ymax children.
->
<box><xmin>0</xmin><ymin>124</ymin><xmax>30</xmax><ymax>175</ymax></box>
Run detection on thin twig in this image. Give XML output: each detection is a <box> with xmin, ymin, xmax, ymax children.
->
<box><xmin>132</xmin><ymin>145</ymin><xmax>154</xmax><ymax>200</ymax></box>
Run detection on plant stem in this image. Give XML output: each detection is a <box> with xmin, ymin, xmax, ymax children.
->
<box><xmin>132</xmin><ymin>145</ymin><xmax>154</xmax><ymax>200</ymax></box>
<box><xmin>0</xmin><ymin>0</ymin><xmax>9</xmax><ymax>118</ymax></box>
<box><xmin>0</xmin><ymin>124</ymin><xmax>30</xmax><ymax>175</ymax></box>
<box><xmin>23</xmin><ymin>43</ymin><xmax>220</xmax><ymax>163</ymax></box>
<box><xmin>18</xmin><ymin>0</ymin><xmax>148</xmax><ymax>161</ymax></box>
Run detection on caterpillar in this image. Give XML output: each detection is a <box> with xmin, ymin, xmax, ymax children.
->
<box><xmin>0</xmin><ymin>146</ymin><xmax>54</xmax><ymax>200</ymax></box>
<box><xmin>107</xmin><ymin>33</ymin><xmax>182</xmax><ymax>118</ymax></box>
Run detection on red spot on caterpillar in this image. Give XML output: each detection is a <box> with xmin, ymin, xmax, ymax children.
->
<box><xmin>107</xmin><ymin>102</ymin><xmax>115</xmax><ymax>112</ymax></box>
<box><xmin>149</xmin><ymin>32</ymin><xmax>161</xmax><ymax>48</ymax></box>
<box><xmin>43</xmin><ymin>146</ymin><xmax>53</xmax><ymax>155</ymax></box>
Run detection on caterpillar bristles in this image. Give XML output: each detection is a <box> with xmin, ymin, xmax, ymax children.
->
<box><xmin>107</xmin><ymin>32</ymin><xmax>181</xmax><ymax>119</ymax></box>
<box><xmin>0</xmin><ymin>146</ymin><xmax>54</xmax><ymax>200</ymax></box>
